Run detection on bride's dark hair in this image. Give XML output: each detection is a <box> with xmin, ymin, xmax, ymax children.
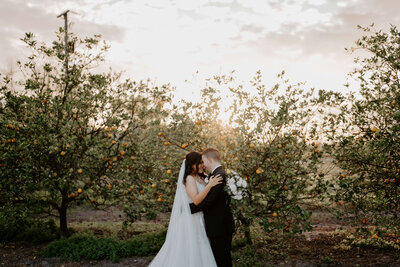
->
<box><xmin>183</xmin><ymin>151</ymin><xmax>202</xmax><ymax>185</ymax></box>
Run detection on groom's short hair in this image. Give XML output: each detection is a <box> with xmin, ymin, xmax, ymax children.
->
<box><xmin>202</xmin><ymin>148</ymin><xmax>220</xmax><ymax>162</ymax></box>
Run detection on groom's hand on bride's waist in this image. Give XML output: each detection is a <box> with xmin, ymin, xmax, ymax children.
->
<box><xmin>189</xmin><ymin>202</ymin><xmax>198</xmax><ymax>214</ymax></box>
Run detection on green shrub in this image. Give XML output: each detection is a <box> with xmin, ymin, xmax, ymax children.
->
<box><xmin>42</xmin><ymin>230</ymin><xmax>167</xmax><ymax>262</ymax></box>
<box><xmin>0</xmin><ymin>207</ymin><xmax>59</xmax><ymax>243</ymax></box>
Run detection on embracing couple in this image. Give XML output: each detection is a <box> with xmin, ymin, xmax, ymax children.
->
<box><xmin>149</xmin><ymin>148</ymin><xmax>235</xmax><ymax>267</ymax></box>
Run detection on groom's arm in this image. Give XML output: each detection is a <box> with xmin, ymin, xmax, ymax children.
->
<box><xmin>190</xmin><ymin>172</ymin><xmax>225</xmax><ymax>214</ymax></box>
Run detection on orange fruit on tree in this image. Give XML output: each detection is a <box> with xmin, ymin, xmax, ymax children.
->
<box><xmin>66</xmin><ymin>144</ymin><xmax>70</xmax><ymax>148</ymax></box>
<box><xmin>106</xmin><ymin>127</ymin><xmax>110</xmax><ymax>132</ymax></box>
<box><xmin>182</xmin><ymin>143</ymin><xmax>189</xmax><ymax>149</ymax></box>
<box><xmin>167</xmin><ymin>169</ymin><xmax>172</xmax><ymax>175</ymax></box>
<box><xmin>341</xmin><ymin>173</ymin><xmax>347</xmax><ymax>178</ymax></box>
<box><xmin>246</xmin><ymin>126</ymin><xmax>250</xmax><ymax>130</ymax></box>
<box><xmin>112</xmin><ymin>140</ymin><xmax>116</xmax><ymax>144</ymax></box>
<box><xmin>392</xmin><ymin>100</ymin><xmax>396</xmax><ymax>105</ymax></box>
<box><xmin>157</xmin><ymin>197</ymin><xmax>162</xmax><ymax>202</ymax></box>
<box><xmin>164</xmin><ymin>179</ymin><xmax>169</xmax><ymax>183</ymax></box>
<box><xmin>314</xmin><ymin>149</ymin><xmax>319</xmax><ymax>153</ymax></box>
<box><xmin>130</xmin><ymin>156</ymin><xmax>135</xmax><ymax>160</ymax></box>
<box><xmin>272</xmin><ymin>212</ymin><xmax>277</xmax><ymax>217</ymax></box>
<box><xmin>104</xmin><ymin>157</ymin><xmax>108</xmax><ymax>161</ymax></box>
<box><xmin>124</xmin><ymin>190</ymin><xmax>129</xmax><ymax>194</ymax></box>
<box><xmin>162</xmin><ymin>155</ymin><xmax>167</xmax><ymax>159</ymax></box>
<box><xmin>113</xmin><ymin>157</ymin><xmax>117</xmax><ymax>162</ymax></box>
<box><xmin>53</xmin><ymin>172</ymin><xmax>57</xmax><ymax>177</ymax></box>
<box><xmin>361</xmin><ymin>219</ymin><xmax>366</xmax><ymax>224</ymax></box>
<box><xmin>246</xmin><ymin>154</ymin><xmax>250</xmax><ymax>158</ymax></box>
<box><xmin>78</xmin><ymin>188</ymin><xmax>82</xmax><ymax>193</ymax></box>
<box><xmin>77</xmin><ymin>169</ymin><xmax>83</xmax><ymax>174</ymax></box>
<box><xmin>164</xmin><ymin>141</ymin><xmax>170</xmax><ymax>146</ymax></box>
<box><xmin>123</xmin><ymin>143</ymin><xmax>127</xmax><ymax>147</ymax></box>
<box><xmin>108</xmin><ymin>184</ymin><xmax>112</xmax><ymax>189</ymax></box>
<box><xmin>373</xmin><ymin>234</ymin><xmax>379</xmax><ymax>239</ymax></box>
<box><xmin>392</xmin><ymin>179</ymin><xmax>396</xmax><ymax>183</ymax></box>
<box><xmin>7</xmin><ymin>124</ymin><xmax>13</xmax><ymax>129</ymax></box>
<box><xmin>278</xmin><ymin>144</ymin><xmax>283</xmax><ymax>149</ymax></box>
<box><xmin>256</xmin><ymin>168</ymin><xmax>262</xmax><ymax>174</ymax></box>
<box><xmin>371</xmin><ymin>126</ymin><xmax>378</xmax><ymax>132</ymax></box>
<box><xmin>90</xmin><ymin>199</ymin><xmax>95</xmax><ymax>203</ymax></box>
<box><xmin>140</xmin><ymin>190</ymin><xmax>144</xmax><ymax>194</ymax></box>
<box><xmin>120</xmin><ymin>150</ymin><xmax>125</xmax><ymax>156</ymax></box>
<box><xmin>33</xmin><ymin>140</ymin><xmax>38</xmax><ymax>145</ymax></box>
<box><xmin>163</xmin><ymin>163</ymin><xmax>167</xmax><ymax>166</ymax></box>
<box><xmin>309</xmin><ymin>182</ymin><xmax>313</xmax><ymax>186</ymax></box>
<box><xmin>195</xmin><ymin>120</ymin><xmax>201</xmax><ymax>126</ymax></box>
<box><xmin>143</xmin><ymin>179</ymin><xmax>147</xmax><ymax>183</ymax></box>
<box><xmin>60</xmin><ymin>151</ymin><xmax>66</xmax><ymax>156</ymax></box>
<box><xmin>249</xmin><ymin>143</ymin><xmax>255</xmax><ymax>148</ymax></box>
<box><xmin>385</xmin><ymin>178</ymin><xmax>390</xmax><ymax>183</ymax></box>
<box><xmin>282</xmin><ymin>185</ymin><xmax>288</xmax><ymax>190</ymax></box>
<box><xmin>152</xmin><ymin>183</ymin><xmax>156</xmax><ymax>188</ymax></box>
<box><xmin>108</xmin><ymin>133</ymin><xmax>113</xmax><ymax>138</ymax></box>
<box><xmin>158</xmin><ymin>132</ymin><xmax>163</xmax><ymax>136</ymax></box>
<box><xmin>129</xmin><ymin>188</ymin><xmax>132</xmax><ymax>192</ymax></box>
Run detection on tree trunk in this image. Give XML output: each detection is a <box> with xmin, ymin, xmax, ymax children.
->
<box><xmin>238</xmin><ymin>213</ymin><xmax>253</xmax><ymax>245</ymax></box>
<box><xmin>59</xmin><ymin>200</ymin><xmax>69</xmax><ymax>237</ymax></box>
<box><xmin>244</xmin><ymin>222</ymin><xmax>252</xmax><ymax>245</ymax></box>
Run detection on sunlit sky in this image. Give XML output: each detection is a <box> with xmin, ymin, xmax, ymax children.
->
<box><xmin>1</xmin><ymin>0</ymin><xmax>399</xmax><ymax>102</ymax></box>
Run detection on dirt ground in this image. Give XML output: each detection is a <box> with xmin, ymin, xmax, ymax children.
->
<box><xmin>1</xmin><ymin>207</ymin><xmax>399</xmax><ymax>267</ymax></box>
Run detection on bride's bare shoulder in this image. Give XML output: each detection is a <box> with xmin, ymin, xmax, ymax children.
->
<box><xmin>186</xmin><ymin>175</ymin><xmax>196</xmax><ymax>182</ymax></box>
<box><xmin>184</xmin><ymin>175</ymin><xmax>197</xmax><ymax>191</ymax></box>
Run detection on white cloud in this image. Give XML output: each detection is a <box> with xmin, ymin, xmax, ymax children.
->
<box><xmin>1</xmin><ymin>0</ymin><xmax>399</xmax><ymax>101</ymax></box>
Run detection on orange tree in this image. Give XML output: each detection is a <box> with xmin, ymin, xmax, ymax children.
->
<box><xmin>324</xmin><ymin>25</ymin><xmax>400</xmax><ymax>234</ymax></box>
<box><xmin>0</xmin><ymin>29</ymin><xmax>172</xmax><ymax>237</ymax></box>
<box><xmin>156</xmin><ymin>71</ymin><xmax>331</xmax><ymax>244</ymax></box>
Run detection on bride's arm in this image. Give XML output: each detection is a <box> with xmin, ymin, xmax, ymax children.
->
<box><xmin>185</xmin><ymin>175</ymin><xmax>222</xmax><ymax>205</ymax></box>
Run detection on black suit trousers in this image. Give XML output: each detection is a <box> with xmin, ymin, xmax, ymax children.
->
<box><xmin>209</xmin><ymin>233</ymin><xmax>233</xmax><ymax>267</ymax></box>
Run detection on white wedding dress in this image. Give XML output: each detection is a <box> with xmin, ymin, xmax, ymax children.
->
<box><xmin>149</xmin><ymin>160</ymin><xmax>217</xmax><ymax>267</ymax></box>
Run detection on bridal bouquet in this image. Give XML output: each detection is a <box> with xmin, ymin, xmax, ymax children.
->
<box><xmin>225</xmin><ymin>170</ymin><xmax>248</xmax><ymax>200</ymax></box>
<box><xmin>205</xmin><ymin>169</ymin><xmax>247</xmax><ymax>200</ymax></box>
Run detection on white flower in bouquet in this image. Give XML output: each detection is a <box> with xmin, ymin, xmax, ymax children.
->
<box><xmin>225</xmin><ymin>170</ymin><xmax>247</xmax><ymax>201</ymax></box>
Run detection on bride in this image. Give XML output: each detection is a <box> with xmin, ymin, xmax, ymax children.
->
<box><xmin>149</xmin><ymin>151</ymin><xmax>223</xmax><ymax>267</ymax></box>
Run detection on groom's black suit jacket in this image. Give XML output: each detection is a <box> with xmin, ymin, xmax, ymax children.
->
<box><xmin>190</xmin><ymin>166</ymin><xmax>235</xmax><ymax>238</ymax></box>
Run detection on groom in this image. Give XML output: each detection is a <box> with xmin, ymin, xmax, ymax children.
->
<box><xmin>190</xmin><ymin>148</ymin><xmax>235</xmax><ymax>267</ymax></box>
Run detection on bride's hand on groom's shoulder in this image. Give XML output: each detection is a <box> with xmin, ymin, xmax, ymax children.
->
<box><xmin>207</xmin><ymin>174</ymin><xmax>223</xmax><ymax>188</ymax></box>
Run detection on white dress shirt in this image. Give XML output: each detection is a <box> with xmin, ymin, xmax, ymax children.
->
<box><xmin>211</xmin><ymin>164</ymin><xmax>222</xmax><ymax>175</ymax></box>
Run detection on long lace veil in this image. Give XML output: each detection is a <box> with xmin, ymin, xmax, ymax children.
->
<box><xmin>165</xmin><ymin>159</ymin><xmax>190</xmax><ymax>237</ymax></box>
<box><xmin>149</xmin><ymin>160</ymin><xmax>191</xmax><ymax>266</ymax></box>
